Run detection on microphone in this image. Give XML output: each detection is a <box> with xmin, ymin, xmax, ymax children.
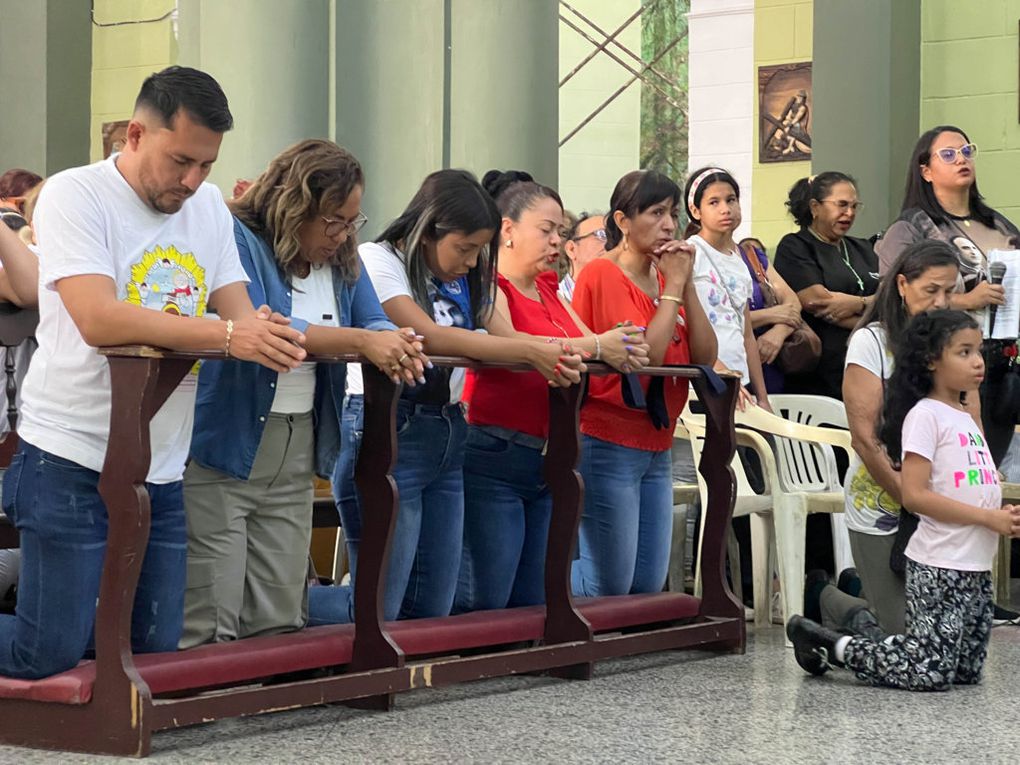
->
<box><xmin>988</xmin><ymin>261</ymin><xmax>1007</xmax><ymax>337</ymax></box>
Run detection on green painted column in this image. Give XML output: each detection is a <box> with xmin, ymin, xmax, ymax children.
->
<box><xmin>811</xmin><ymin>0</ymin><xmax>921</xmax><ymax>239</ymax></box>
<box><xmin>0</xmin><ymin>0</ymin><xmax>91</xmax><ymax>176</ymax></box>
<box><xmin>447</xmin><ymin>0</ymin><xmax>558</xmax><ymax>186</ymax></box>
<box><xmin>334</xmin><ymin>0</ymin><xmax>558</xmax><ymax>235</ymax></box>
<box><xmin>176</xmin><ymin>0</ymin><xmax>331</xmax><ymax>193</ymax></box>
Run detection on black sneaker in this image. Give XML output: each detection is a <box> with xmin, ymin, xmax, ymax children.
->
<box><xmin>992</xmin><ymin>603</ymin><xmax>1020</xmax><ymax>626</ymax></box>
<box><xmin>786</xmin><ymin>615</ymin><xmax>844</xmax><ymax>676</ymax></box>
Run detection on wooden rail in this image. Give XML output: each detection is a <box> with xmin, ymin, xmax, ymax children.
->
<box><xmin>0</xmin><ymin>347</ymin><xmax>742</xmax><ymax>757</ymax></box>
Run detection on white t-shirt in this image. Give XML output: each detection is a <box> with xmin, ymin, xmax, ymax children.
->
<box><xmin>271</xmin><ymin>265</ymin><xmax>339</xmax><ymax>414</ymax></box>
<box><xmin>690</xmin><ymin>235</ymin><xmax>751</xmax><ymax>384</ymax></box>
<box><xmin>902</xmin><ymin>398</ymin><xmax>1001</xmax><ymax>571</ymax></box>
<box><xmin>843</xmin><ymin>324</ymin><xmax>899</xmax><ymax>535</ymax></box>
<box><xmin>346</xmin><ymin>241</ymin><xmax>468</xmax><ymax>402</ymax></box>
<box><xmin>19</xmin><ymin>155</ymin><xmax>248</xmax><ymax>483</ymax></box>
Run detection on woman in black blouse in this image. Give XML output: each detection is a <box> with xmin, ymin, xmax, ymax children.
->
<box><xmin>773</xmin><ymin>172</ymin><xmax>880</xmax><ymax>399</ymax></box>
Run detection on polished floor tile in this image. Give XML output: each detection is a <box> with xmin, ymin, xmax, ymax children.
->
<box><xmin>2</xmin><ymin>621</ymin><xmax>1019</xmax><ymax>764</ymax></box>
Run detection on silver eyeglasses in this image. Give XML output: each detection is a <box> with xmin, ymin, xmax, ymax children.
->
<box><xmin>321</xmin><ymin>211</ymin><xmax>368</xmax><ymax>238</ymax></box>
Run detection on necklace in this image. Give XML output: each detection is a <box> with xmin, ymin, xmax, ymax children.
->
<box><xmin>944</xmin><ymin>210</ymin><xmax>973</xmax><ymax>228</ymax></box>
<box><xmin>808</xmin><ymin>227</ymin><xmax>864</xmax><ymax>292</ymax></box>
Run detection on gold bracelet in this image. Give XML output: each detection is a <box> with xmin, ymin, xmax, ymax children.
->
<box><xmin>659</xmin><ymin>294</ymin><xmax>683</xmax><ymax>306</ymax></box>
<box><xmin>225</xmin><ymin>319</ymin><xmax>234</xmax><ymax>357</ymax></box>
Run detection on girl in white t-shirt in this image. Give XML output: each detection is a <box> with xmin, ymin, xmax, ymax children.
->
<box><xmin>683</xmin><ymin>167</ymin><xmax>770</xmax><ymax>411</ymax></box>
<box><xmin>788</xmin><ymin>310</ymin><xmax>1020</xmax><ymax>690</ymax></box>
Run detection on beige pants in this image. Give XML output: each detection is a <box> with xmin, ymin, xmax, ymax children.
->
<box><xmin>180</xmin><ymin>411</ymin><xmax>314</xmax><ymax>649</ymax></box>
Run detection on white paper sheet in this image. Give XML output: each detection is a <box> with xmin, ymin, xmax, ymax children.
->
<box><xmin>987</xmin><ymin>249</ymin><xmax>1020</xmax><ymax>339</ymax></box>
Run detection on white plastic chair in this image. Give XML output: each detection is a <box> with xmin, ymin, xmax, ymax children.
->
<box><xmin>734</xmin><ymin>405</ymin><xmax>853</xmax><ymax>633</ymax></box>
<box><xmin>766</xmin><ymin>394</ymin><xmax>854</xmax><ymax>575</ymax></box>
<box><xmin>680</xmin><ymin>414</ymin><xmax>776</xmax><ymax>627</ymax></box>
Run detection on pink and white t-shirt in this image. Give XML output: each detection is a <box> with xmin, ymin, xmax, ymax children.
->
<box><xmin>902</xmin><ymin>398</ymin><xmax>1001</xmax><ymax>571</ymax></box>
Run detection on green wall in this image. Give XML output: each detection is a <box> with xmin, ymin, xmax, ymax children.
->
<box><xmin>751</xmin><ymin>0</ymin><xmax>813</xmax><ymax>251</ymax></box>
<box><xmin>921</xmin><ymin>0</ymin><xmax>1020</xmax><ymax>224</ymax></box>
<box><xmin>0</xmin><ymin>0</ymin><xmax>91</xmax><ymax>176</ymax></box>
<box><xmin>812</xmin><ymin>0</ymin><xmax>920</xmax><ymax>239</ymax></box>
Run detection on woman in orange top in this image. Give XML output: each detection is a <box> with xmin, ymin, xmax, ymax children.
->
<box><xmin>571</xmin><ymin>170</ymin><xmax>717</xmax><ymax>596</ymax></box>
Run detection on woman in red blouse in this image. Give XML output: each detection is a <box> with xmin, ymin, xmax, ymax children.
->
<box><xmin>571</xmin><ymin>170</ymin><xmax>716</xmax><ymax>596</ymax></box>
<box><xmin>455</xmin><ymin>171</ymin><xmax>650</xmax><ymax>612</ymax></box>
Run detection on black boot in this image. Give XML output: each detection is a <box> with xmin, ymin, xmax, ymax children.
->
<box><xmin>837</xmin><ymin>567</ymin><xmax>862</xmax><ymax>598</ymax></box>
<box><xmin>803</xmin><ymin>569</ymin><xmax>830</xmax><ymax>623</ymax></box>
<box><xmin>841</xmin><ymin>605</ymin><xmax>886</xmax><ymax>643</ymax></box>
<box><xmin>786</xmin><ymin>615</ymin><xmax>846</xmax><ymax>676</ymax></box>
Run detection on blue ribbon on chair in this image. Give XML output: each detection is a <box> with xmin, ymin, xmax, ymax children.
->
<box><xmin>619</xmin><ymin>365</ymin><xmax>726</xmax><ymax>430</ymax></box>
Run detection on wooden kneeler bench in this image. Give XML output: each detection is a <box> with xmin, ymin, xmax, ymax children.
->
<box><xmin>0</xmin><ymin>349</ymin><xmax>743</xmax><ymax>757</ymax></box>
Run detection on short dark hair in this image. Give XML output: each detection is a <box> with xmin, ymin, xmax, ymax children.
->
<box><xmin>135</xmin><ymin>66</ymin><xmax>233</xmax><ymax>133</ymax></box>
<box><xmin>605</xmin><ymin>170</ymin><xmax>680</xmax><ymax>249</ymax></box>
<box><xmin>786</xmin><ymin>171</ymin><xmax>856</xmax><ymax>228</ymax></box>
<box><xmin>900</xmin><ymin>125</ymin><xmax>995</xmax><ymax>228</ymax></box>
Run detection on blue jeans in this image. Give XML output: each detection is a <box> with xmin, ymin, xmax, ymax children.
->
<box><xmin>308</xmin><ymin>396</ymin><xmax>466</xmax><ymax>624</ymax></box>
<box><xmin>571</xmin><ymin>435</ymin><xmax>673</xmax><ymax>596</ymax></box>
<box><xmin>0</xmin><ymin>440</ymin><xmax>186</xmax><ymax>679</ymax></box>
<box><xmin>454</xmin><ymin>426</ymin><xmax>552</xmax><ymax>612</ymax></box>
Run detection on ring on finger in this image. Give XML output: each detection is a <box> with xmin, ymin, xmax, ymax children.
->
<box><xmin>398</xmin><ymin>353</ymin><xmax>409</xmax><ymax>364</ymax></box>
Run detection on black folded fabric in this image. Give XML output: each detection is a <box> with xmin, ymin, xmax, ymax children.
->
<box><xmin>617</xmin><ymin>364</ymin><xmax>726</xmax><ymax>430</ymax></box>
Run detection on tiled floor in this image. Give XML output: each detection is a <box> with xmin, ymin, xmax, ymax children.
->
<box><xmin>2</xmin><ymin>623</ymin><xmax>1019</xmax><ymax>764</ymax></box>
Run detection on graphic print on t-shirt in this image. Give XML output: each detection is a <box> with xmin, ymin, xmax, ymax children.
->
<box><xmin>429</xmin><ymin>276</ymin><xmax>472</xmax><ymax>329</ymax></box>
<box><xmin>953</xmin><ymin>428</ymin><xmax>998</xmax><ymax>489</ymax></box>
<box><xmin>125</xmin><ymin>244</ymin><xmax>208</xmax><ymax>317</ymax></box>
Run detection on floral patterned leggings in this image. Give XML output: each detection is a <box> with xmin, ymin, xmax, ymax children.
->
<box><xmin>842</xmin><ymin>560</ymin><xmax>992</xmax><ymax>691</ymax></box>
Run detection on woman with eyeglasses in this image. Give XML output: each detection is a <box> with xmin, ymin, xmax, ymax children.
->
<box><xmin>181</xmin><ymin>140</ymin><xmax>427</xmax><ymax>647</ymax></box>
<box><xmin>558</xmin><ymin>212</ymin><xmax>606</xmax><ymax>302</ymax></box>
<box><xmin>876</xmin><ymin>126</ymin><xmax>1020</xmax><ymax>467</ymax></box>
<box><xmin>773</xmin><ymin>171</ymin><xmax>880</xmax><ymax>400</ymax></box>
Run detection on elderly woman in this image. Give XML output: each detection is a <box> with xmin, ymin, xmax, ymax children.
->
<box><xmin>876</xmin><ymin>125</ymin><xmax>1020</xmax><ymax>466</ymax></box>
<box><xmin>558</xmin><ymin>211</ymin><xmax>606</xmax><ymax>302</ymax></box>
<box><xmin>773</xmin><ymin>172</ymin><xmax>880</xmax><ymax>400</ymax></box>
<box><xmin>181</xmin><ymin>139</ymin><xmax>426</xmax><ymax>647</ymax></box>
<box><xmin>801</xmin><ymin>241</ymin><xmax>961</xmax><ymax>653</ymax></box>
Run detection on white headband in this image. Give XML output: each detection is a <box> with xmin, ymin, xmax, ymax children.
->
<box><xmin>687</xmin><ymin>167</ymin><xmax>726</xmax><ymax>210</ymax></box>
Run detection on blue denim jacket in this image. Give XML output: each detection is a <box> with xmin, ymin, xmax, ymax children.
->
<box><xmin>189</xmin><ymin>219</ymin><xmax>396</xmax><ymax>481</ymax></box>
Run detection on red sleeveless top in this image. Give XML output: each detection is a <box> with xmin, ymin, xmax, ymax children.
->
<box><xmin>466</xmin><ymin>271</ymin><xmax>582</xmax><ymax>438</ymax></box>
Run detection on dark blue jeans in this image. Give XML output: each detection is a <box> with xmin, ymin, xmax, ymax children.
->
<box><xmin>0</xmin><ymin>440</ymin><xmax>187</xmax><ymax>679</ymax></box>
<box><xmin>309</xmin><ymin>396</ymin><xmax>466</xmax><ymax>624</ymax></box>
<box><xmin>454</xmin><ymin>426</ymin><xmax>552</xmax><ymax>612</ymax></box>
<box><xmin>571</xmin><ymin>434</ymin><xmax>673</xmax><ymax>596</ymax></box>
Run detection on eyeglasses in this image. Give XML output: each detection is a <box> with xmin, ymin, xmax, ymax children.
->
<box><xmin>321</xmin><ymin>211</ymin><xmax>367</xmax><ymax>238</ymax></box>
<box><xmin>932</xmin><ymin>143</ymin><xmax>977</xmax><ymax>164</ymax></box>
<box><xmin>573</xmin><ymin>228</ymin><xmax>607</xmax><ymax>243</ymax></box>
<box><xmin>820</xmin><ymin>200</ymin><xmax>863</xmax><ymax>213</ymax></box>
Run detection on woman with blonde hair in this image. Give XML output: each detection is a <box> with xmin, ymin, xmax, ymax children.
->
<box><xmin>181</xmin><ymin>139</ymin><xmax>426</xmax><ymax>647</ymax></box>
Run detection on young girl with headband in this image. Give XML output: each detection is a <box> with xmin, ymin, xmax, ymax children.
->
<box><xmin>683</xmin><ymin>166</ymin><xmax>771</xmax><ymax>411</ymax></box>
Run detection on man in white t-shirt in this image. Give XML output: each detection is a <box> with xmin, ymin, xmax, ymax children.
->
<box><xmin>0</xmin><ymin>66</ymin><xmax>307</xmax><ymax>679</ymax></box>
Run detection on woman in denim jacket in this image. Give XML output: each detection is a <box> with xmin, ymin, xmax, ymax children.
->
<box><xmin>182</xmin><ymin>140</ymin><xmax>425</xmax><ymax>647</ymax></box>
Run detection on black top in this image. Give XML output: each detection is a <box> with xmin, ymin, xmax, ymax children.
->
<box><xmin>773</xmin><ymin>228</ymin><xmax>880</xmax><ymax>399</ymax></box>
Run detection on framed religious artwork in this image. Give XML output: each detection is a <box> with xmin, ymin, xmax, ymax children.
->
<box><xmin>758</xmin><ymin>62</ymin><xmax>812</xmax><ymax>163</ymax></box>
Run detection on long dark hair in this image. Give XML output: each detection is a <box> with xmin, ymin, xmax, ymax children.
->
<box><xmin>900</xmin><ymin>125</ymin><xmax>996</xmax><ymax>228</ymax></box>
<box><xmin>682</xmin><ymin>166</ymin><xmax>739</xmax><ymax>238</ymax></box>
<box><xmin>785</xmin><ymin>171</ymin><xmax>856</xmax><ymax>228</ymax></box>
<box><xmin>879</xmin><ymin>310</ymin><xmax>979</xmax><ymax>462</ymax></box>
<box><xmin>376</xmin><ymin>169</ymin><xmax>499</xmax><ymax>327</ymax></box>
<box><xmin>605</xmin><ymin>170</ymin><xmax>681</xmax><ymax>248</ymax></box>
<box><xmin>857</xmin><ymin>240</ymin><xmax>960</xmax><ymax>355</ymax></box>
